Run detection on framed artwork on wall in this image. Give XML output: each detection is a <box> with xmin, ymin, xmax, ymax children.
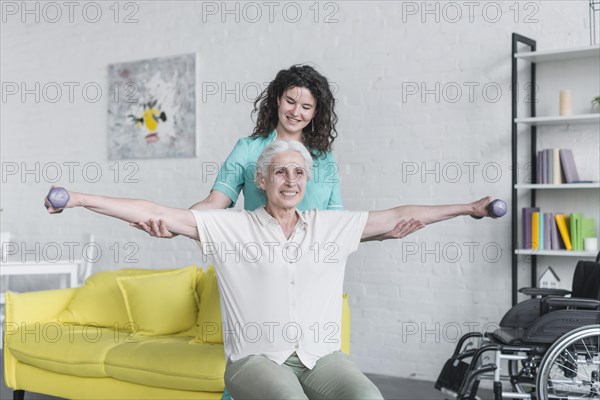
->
<box><xmin>107</xmin><ymin>53</ymin><xmax>196</xmax><ymax>159</ymax></box>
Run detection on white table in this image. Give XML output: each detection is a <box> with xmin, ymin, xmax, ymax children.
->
<box><xmin>1</xmin><ymin>260</ymin><xmax>81</xmax><ymax>290</ymax></box>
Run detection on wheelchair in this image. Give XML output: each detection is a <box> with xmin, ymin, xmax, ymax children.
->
<box><xmin>435</xmin><ymin>256</ymin><xmax>600</xmax><ymax>400</ymax></box>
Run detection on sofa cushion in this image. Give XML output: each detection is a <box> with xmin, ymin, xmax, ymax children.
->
<box><xmin>7</xmin><ymin>324</ymin><xmax>132</xmax><ymax>377</ymax></box>
<box><xmin>117</xmin><ymin>266</ymin><xmax>199</xmax><ymax>336</ymax></box>
<box><xmin>182</xmin><ymin>266</ymin><xmax>223</xmax><ymax>344</ymax></box>
<box><xmin>57</xmin><ymin>267</ymin><xmax>186</xmax><ymax>330</ymax></box>
<box><xmin>104</xmin><ymin>336</ymin><xmax>225</xmax><ymax>392</ymax></box>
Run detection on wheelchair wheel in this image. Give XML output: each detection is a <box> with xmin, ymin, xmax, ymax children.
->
<box><xmin>536</xmin><ymin>325</ymin><xmax>600</xmax><ymax>400</ymax></box>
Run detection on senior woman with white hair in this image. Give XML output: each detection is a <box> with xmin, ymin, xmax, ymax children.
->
<box><xmin>45</xmin><ymin>140</ymin><xmax>495</xmax><ymax>399</ymax></box>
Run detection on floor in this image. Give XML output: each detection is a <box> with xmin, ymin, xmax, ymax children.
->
<box><xmin>0</xmin><ymin>351</ymin><xmax>465</xmax><ymax>400</ymax></box>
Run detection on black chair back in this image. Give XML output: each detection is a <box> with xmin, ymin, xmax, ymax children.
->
<box><xmin>571</xmin><ymin>252</ymin><xmax>600</xmax><ymax>300</ymax></box>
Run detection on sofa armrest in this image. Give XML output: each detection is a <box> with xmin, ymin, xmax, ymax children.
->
<box><xmin>4</xmin><ymin>288</ymin><xmax>77</xmax><ymax>389</ymax></box>
<box><xmin>4</xmin><ymin>288</ymin><xmax>77</xmax><ymax>326</ymax></box>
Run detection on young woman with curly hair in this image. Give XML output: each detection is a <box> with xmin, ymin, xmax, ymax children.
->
<box><xmin>133</xmin><ymin>65</ymin><xmax>408</xmax><ymax>233</ymax></box>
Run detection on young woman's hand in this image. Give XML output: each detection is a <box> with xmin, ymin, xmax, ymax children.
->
<box><xmin>130</xmin><ymin>219</ymin><xmax>178</xmax><ymax>238</ymax></box>
<box><xmin>363</xmin><ymin>218</ymin><xmax>425</xmax><ymax>242</ymax></box>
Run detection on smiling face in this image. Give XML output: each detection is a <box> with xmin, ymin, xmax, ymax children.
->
<box><xmin>275</xmin><ymin>86</ymin><xmax>317</xmax><ymax>139</ymax></box>
<box><xmin>258</xmin><ymin>150</ymin><xmax>308</xmax><ymax>211</ymax></box>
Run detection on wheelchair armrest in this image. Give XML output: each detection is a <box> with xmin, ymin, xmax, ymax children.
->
<box><xmin>542</xmin><ymin>297</ymin><xmax>600</xmax><ymax>310</ymax></box>
<box><xmin>519</xmin><ymin>287</ymin><xmax>571</xmax><ymax>297</ymax></box>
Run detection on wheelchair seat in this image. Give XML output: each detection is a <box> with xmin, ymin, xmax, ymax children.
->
<box><xmin>498</xmin><ymin>260</ymin><xmax>600</xmax><ymax>330</ymax></box>
<box><xmin>489</xmin><ymin>260</ymin><xmax>600</xmax><ymax>345</ymax></box>
<box><xmin>489</xmin><ymin>309</ymin><xmax>600</xmax><ymax>344</ymax></box>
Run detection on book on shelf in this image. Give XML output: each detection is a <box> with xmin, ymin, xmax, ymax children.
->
<box><xmin>522</xmin><ymin>207</ymin><xmax>540</xmax><ymax>249</ymax></box>
<box><xmin>521</xmin><ymin>208</ymin><xmax>597</xmax><ymax>251</ymax></box>
<box><xmin>538</xmin><ymin>148</ymin><xmax>560</xmax><ymax>184</ymax></box>
<box><xmin>532</xmin><ymin>212</ymin><xmax>540</xmax><ymax>250</ymax></box>
<box><xmin>547</xmin><ymin>149</ymin><xmax>556</xmax><ymax>184</ymax></box>
<box><xmin>555</xmin><ymin>214</ymin><xmax>572</xmax><ymax>250</ymax></box>
<box><xmin>552</xmin><ymin>148</ymin><xmax>562</xmax><ymax>185</ymax></box>
<box><xmin>559</xmin><ymin>149</ymin><xmax>580</xmax><ymax>183</ymax></box>
<box><xmin>568</xmin><ymin>215</ymin><xmax>597</xmax><ymax>251</ymax></box>
<box><xmin>544</xmin><ymin>212</ymin><xmax>552</xmax><ymax>250</ymax></box>
<box><xmin>582</xmin><ymin>218</ymin><xmax>596</xmax><ymax>245</ymax></box>
<box><xmin>536</xmin><ymin>148</ymin><xmax>584</xmax><ymax>184</ymax></box>
<box><xmin>570</xmin><ymin>213</ymin><xmax>582</xmax><ymax>251</ymax></box>
<box><xmin>538</xmin><ymin>150</ymin><xmax>547</xmax><ymax>184</ymax></box>
<box><xmin>550</xmin><ymin>212</ymin><xmax>561</xmax><ymax>249</ymax></box>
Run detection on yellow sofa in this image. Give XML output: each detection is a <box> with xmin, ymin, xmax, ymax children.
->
<box><xmin>3</xmin><ymin>266</ymin><xmax>351</xmax><ymax>400</ymax></box>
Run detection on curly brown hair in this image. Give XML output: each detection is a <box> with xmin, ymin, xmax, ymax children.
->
<box><xmin>251</xmin><ymin>65</ymin><xmax>338</xmax><ymax>159</ymax></box>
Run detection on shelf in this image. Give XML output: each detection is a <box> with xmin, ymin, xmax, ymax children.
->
<box><xmin>515</xmin><ymin>183</ymin><xmax>600</xmax><ymax>189</ymax></box>
<box><xmin>511</xmin><ymin>34</ymin><xmax>600</xmax><ymax>305</ymax></box>
<box><xmin>514</xmin><ymin>45</ymin><xmax>600</xmax><ymax>63</ymax></box>
<box><xmin>514</xmin><ymin>114</ymin><xmax>600</xmax><ymax>126</ymax></box>
<box><xmin>514</xmin><ymin>249</ymin><xmax>598</xmax><ymax>258</ymax></box>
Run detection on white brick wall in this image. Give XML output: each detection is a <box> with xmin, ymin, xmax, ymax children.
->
<box><xmin>1</xmin><ymin>0</ymin><xmax>596</xmax><ymax>381</ymax></box>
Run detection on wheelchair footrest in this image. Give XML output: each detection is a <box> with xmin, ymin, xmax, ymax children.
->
<box><xmin>435</xmin><ymin>358</ymin><xmax>471</xmax><ymax>393</ymax></box>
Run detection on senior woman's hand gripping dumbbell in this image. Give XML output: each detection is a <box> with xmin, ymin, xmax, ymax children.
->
<box><xmin>45</xmin><ymin>187</ymin><xmax>70</xmax><ymax>213</ymax></box>
<box><xmin>471</xmin><ymin>199</ymin><xmax>507</xmax><ymax>219</ymax></box>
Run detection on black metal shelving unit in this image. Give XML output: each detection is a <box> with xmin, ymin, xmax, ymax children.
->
<box><xmin>511</xmin><ymin>33</ymin><xmax>537</xmax><ymax>306</ymax></box>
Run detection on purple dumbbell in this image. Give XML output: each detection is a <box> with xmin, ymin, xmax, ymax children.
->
<box><xmin>472</xmin><ymin>199</ymin><xmax>507</xmax><ymax>219</ymax></box>
<box><xmin>47</xmin><ymin>187</ymin><xmax>70</xmax><ymax>209</ymax></box>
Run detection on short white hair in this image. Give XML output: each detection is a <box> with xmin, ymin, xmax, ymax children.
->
<box><xmin>254</xmin><ymin>140</ymin><xmax>313</xmax><ymax>185</ymax></box>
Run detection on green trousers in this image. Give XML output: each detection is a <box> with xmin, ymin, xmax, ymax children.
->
<box><xmin>224</xmin><ymin>351</ymin><xmax>384</xmax><ymax>400</ymax></box>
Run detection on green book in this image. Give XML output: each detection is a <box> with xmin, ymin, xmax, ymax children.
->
<box><xmin>582</xmin><ymin>218</ymin><xmax>596</xmax><ymax>239</ymax></box>
<box><xmin>569</xmin><ymin>213</ymin><xmax>583</xmax><ymax>251</ymax></box>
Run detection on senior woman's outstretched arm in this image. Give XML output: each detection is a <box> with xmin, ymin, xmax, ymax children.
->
<box><xmin>361</xmin><ymin>196</ymin><xmax>492</xmax><ymax>240</ymax></box>
<box><xmin>44</xmin><ymin>190</ymin><xmax>200</xmax><ymax>240</ymax></box>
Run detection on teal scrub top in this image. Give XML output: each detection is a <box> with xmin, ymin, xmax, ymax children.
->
<box><xmin>212</xmin><ymin>131</ymin><xmax>343</xmax><ymax>211</ymax></box>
